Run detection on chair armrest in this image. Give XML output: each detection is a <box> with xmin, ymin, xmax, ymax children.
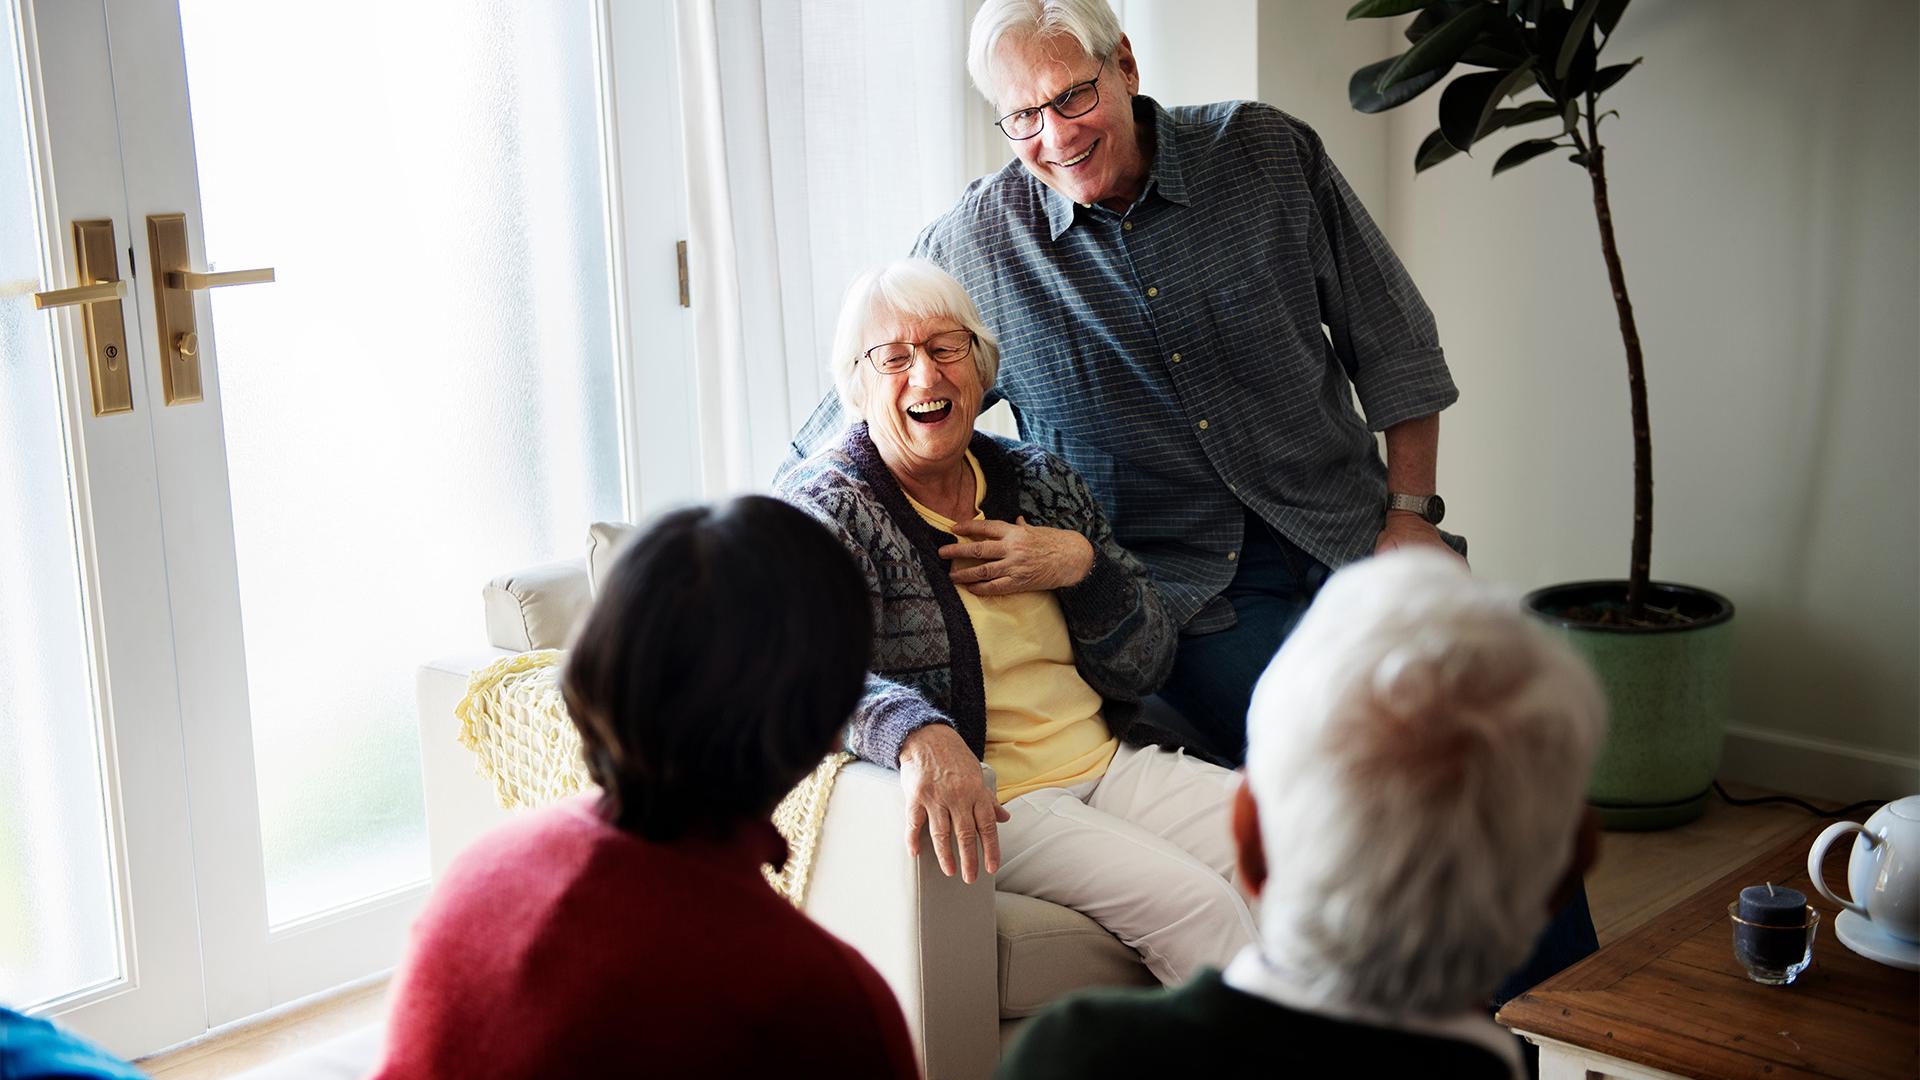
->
<box><xmin>416</xmin><ymin>648</ymin><xmax>519</xmax><ymax>879</ymax></box>
<box><xmin>802</xmin><ymin>761</ymin><xmax>999</xmax><ymax>1080</ymax></box>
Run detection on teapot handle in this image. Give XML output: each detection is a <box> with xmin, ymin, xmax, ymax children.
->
<box><xmin>1807</xmin><ymin>821</ymin><xmax>1872</xmax><ymax>918</ymax></box>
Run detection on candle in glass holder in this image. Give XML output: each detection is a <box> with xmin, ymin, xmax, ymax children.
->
<box><xmin>1736</xmin><ymin>883</ymin><xmax>1808</xmax><ymax>968</ymax></box>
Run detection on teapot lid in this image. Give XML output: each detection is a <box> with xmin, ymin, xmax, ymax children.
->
<box><xmin>1888</xmin><ymin>795</ymin><xmax>1920</xmax><ymax>821</ymax></box>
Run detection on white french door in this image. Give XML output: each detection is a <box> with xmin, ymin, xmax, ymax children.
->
<box><xmin>5</xmin><ymin>0</ymin><xmax>677</xmax><ymax>1057</ymax></box>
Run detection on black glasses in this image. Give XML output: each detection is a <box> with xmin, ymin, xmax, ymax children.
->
<box><xmin>860</xmin><ymin>330</ymin><xmax>974</xmax><ymax>375</ymax></box>
<box><xmin>994</xmin><ymin>57</ymin><xmax>1106</xmax><ymax>141</ymax></box>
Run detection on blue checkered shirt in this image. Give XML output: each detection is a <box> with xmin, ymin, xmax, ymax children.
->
<box><xmin>786</xmin><ymin>97</ymin><xmax>1455</xmax><ymax>633</ymax></box>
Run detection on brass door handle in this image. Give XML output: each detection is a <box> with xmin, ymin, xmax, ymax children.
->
<box><xmin>147</xmin><ymin>213</ymin><xmax>277</xmax><ymax>406</ymax></box>
<box><xmin>43</xmin><ymin>221</ymin><xmax>134</xmax><ymax>416</ymax></box>
<box><xmin>33</xmin><ymin>279</ymin><xmax>128</xmax><ymax>309</ymax></box>
<box><xmin>165</xmin><ymin>267</ymin><xmax>275</xmax><ymax>290</ymax></box>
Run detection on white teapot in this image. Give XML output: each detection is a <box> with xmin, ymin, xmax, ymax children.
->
<box><xmin>1808</xmin><ymin>795</ymin><xmax>1920</xmax><ymax>969</ymax></box>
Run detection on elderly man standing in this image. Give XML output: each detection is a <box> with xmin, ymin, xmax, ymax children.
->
<box><xmin>787</xmin><ymin>0</ymin><xmax>1457</xmax><ymax>764</ymax></box>
<box><xmin>997</xmin><ymin>551</ymin><xmax>1607</xmax><ymax>1080</ymax></box>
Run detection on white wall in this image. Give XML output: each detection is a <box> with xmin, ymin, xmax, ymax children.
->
<box><xmin>1372</xmin><ymin>0</ymin><xmax>1919</xmax><ymax>799</ymax></box>
<box><xmin>1120</xmin><ymin>0</ymin><xmax>1260</xmax><ymax>109</ymax></box>
<box><xmin>1255</xmin><ymin>1</ymin><xmax>1395</xmax><ymax>216</ymax></box>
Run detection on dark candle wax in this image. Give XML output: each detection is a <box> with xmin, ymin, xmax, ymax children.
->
<box><xmin>1736</xmin><ymin>884</ymin><xmax>1807</xmax><ymax>969</ymax></box>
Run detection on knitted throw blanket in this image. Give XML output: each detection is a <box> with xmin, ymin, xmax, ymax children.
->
<box><xmin>455</xmin><ymin>651</ymin><xmax>851</xmax><ymax>906</ymax></box>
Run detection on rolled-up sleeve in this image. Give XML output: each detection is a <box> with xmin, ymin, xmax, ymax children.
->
<box><xmin>1305</xmin><ymin>130</ymin><xmax>1458</xmax><ymax>432</ymax></box>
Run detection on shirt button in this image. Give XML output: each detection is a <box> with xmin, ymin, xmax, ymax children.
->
<box><xmin>1146</xmin><ymin>286</ymin><xmax>1159</xmax><ymax>298</ymax></box>
<box><xmin>1197</xmin><ymin>419</ymin><xmax>1209</xmax><ymax>430</ymax></box>
<box><xmin>1227</xmin><ymin>551</ymin><xmax>1238</xmax><ymax>562</ymax></box>
<box><xmin>1123</xmin><ymin>221</ymin><xmax>1134</xmax><ymax>232</ymax></box>
<box><xmin>1171</xmin><ymin>352</ymin><xmax>1182</xmax><ymax>364</ymax></box>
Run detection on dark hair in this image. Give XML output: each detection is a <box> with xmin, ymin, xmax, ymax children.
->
<box><xmin>561</xmin><ymin>496</ymin><xmax>873</xmax><ymax>842</ymax></box>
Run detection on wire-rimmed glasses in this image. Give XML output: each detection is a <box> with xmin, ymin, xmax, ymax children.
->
<box><xmin>994</xmin><ymin>57</ymin><xmax>1106</xmax><ymax>141</ymax></box>
<box><xmin>860</xmin><ymin>330</ymin><xmax>974</xmax><ymax>375</ymax></box>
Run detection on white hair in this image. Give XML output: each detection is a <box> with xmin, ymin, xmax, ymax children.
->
<box><xmin>1244</xmin><ymin>549</ymin><xmax>1607</xmax><ymax>1014</ymax></box>
<box><xmin>828</xmin><ymin>258</ymin><xmax>1001</xmax><ymax>421</ymax></box>
<box><xmin>967</xmin><ymin>0</ymin><xmax>1124</xmax><ymax>106</ymax></box>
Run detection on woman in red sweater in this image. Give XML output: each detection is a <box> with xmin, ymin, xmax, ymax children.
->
<box><xmin>373</xmin><ymin>496</ymin><xmax>918</xmax><ymax>1079</ymax></box>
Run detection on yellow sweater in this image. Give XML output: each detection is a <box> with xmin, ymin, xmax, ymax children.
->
<box><xmin>906</xmin><ymin>453</ymin><xmax>1119</xmax><ymax>802</ymax></box>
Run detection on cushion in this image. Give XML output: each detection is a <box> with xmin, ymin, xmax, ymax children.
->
<box><xmin>481</xmin><ymin>559</ymin><xmax>591</xmax><ymax>651</ymax></box>
<box><xmin>994</xmin><ymin>891</ymin><xmax>1155</xmax><ymax>1018</ymax></box>
<box><xmin>586</xmin><ymin>521</ymin><xmax>637</xmax><ymax>596</ymax></box>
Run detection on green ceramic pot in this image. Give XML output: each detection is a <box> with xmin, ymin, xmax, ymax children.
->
<box><xmin>1524</xmin><ymin>581</ymin><xmax>1736</xmax><ymax>831</ymax></box>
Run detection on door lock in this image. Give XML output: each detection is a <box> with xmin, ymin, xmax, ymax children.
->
<box><xmin>33</xmin><ymin>219</ymin><xmax>134</xmax><ymax>416</ymax></box>
<box><xmin>146</xmin><ymin>213</ymin><xmax>274</xmax><ymax>406</ymax></box>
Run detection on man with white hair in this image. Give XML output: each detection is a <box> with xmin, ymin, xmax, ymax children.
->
<box><xmin>782</xmin><ymin>0</ymin><xmax>1599</xmax><ymax>1001</ymax></box>
<box><xmin>786</xmin><ymin>0</ymin><xmax>1461</xmax><ymax>765</ymax></box>
<box><xmin>998</xmin><ymin>551</ymin><xmax>1606</xmax><ymax>1080</ymax></box>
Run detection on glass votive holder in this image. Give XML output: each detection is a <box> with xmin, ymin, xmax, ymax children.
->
<box><xmin>1726</xmin><ymin>901</ymin><xmax>1819</xmax><ymax>985</ymax></box>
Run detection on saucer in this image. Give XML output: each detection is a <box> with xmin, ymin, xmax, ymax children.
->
<box><xmin>1834</xmin><ymin>910</ymin><xmax>1920</xmax><ymax>971</ymax></box>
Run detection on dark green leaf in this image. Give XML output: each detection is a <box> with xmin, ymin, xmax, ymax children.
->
<box><xmin>1563</xmin><ymin>98</ymin><xmax>1579</xmax><ymax>133</ymax></box>
<box><xmin>1461</xmin><ymin>16</ymin><xmax>1532</xmax><ymax>67</ymax></box>
<box><xmin>1408</xmin><ymin>0</ymin><xmax>1482</xmax><ymax>42</ymax></box>
<box><xmin>1532</xmin><ymin>4</ymin><xmax>1571</xmax><ymax>81</ymax></box>
<box><xmin>1558</xmin><ymin>0</ymin><xmax>1602</xmax><ymax>79</ymax></box>
<box><xmin>1439</xmin><ymin>71</ymin><xmax>1506</xmax><ymax>150</ymax></box>
<box><xmin>1439</xmin><ymin>63</ymin><xmax>1535</xmax><ymax>151</ymax></box>
<box><xmin>1405</xmin><ymin>6</ymin><xmax>1444</xmax><ymax>42</ymax></box>
<box><xmin>1561</xmin><ymin>27</ymin><xmax>1598</xmax><ymax>95</ymax></box>
<box><xmin>1460</xmin><ymin>41</ymin><xmax>1525</xmax><ymax>67</ymax></box>
<box><xmin>1595</xmin><ymin>0</ymin><xmax>1630</xmax><ymax>37</ymax></box>
<box><xmin>1415</xmin><ymin>127</ymin><xmax>1460</xmax><ymax>171</ymax></box>
<box><xmin>1377</xmin><ymin>4</ymin><xmax>1494</xmax><ymax>92</ymax></box>
<box><xmin>1569</xmin><ymin>151</ymin><xmax>1590</xmax><ymax>166</ymax></box>
<box><xmin>1347</xmin><ymin>0</ymin><xmax>1430</xmax><ymax>18</ymax></box>
<box><xmin>1485</xmin><ymin>99</ymin><xmax>1563</xmax><ymax>135</ymax></box>
<box><xmin>1493</xmin><ymin>137</ymin><xmax>1561</xmax><ymax>174</ymax></box>
<box><xmin>1349</xmin><ymin>56</ymin><xmax>1447</xmax><ymax>113</ymax></box>
<box><xmin>1591</xmin><ymin>58</ymin><xmax>1641</xmax><ymax>95</ymax></box>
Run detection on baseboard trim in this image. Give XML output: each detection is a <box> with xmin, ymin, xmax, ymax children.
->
<box><xmin>1720</xmin><ymin>726</ymin><xmax>1919</xmax><ymax>804</ymax></box>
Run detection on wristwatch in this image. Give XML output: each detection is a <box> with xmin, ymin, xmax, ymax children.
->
<box><xmin>1387</xmin><ymin>492</ymin><xmax>1445</xmax><ymax>525</ymax></box>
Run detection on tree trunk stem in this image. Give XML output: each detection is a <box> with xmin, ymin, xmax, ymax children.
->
<box><xmin>1586</xmin><ymin>144</ymin><xmax>1652</xmax><ymax>619</ymax></box>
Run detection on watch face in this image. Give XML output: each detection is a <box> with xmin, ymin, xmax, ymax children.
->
<box><xmin>1424</xmin><ymin>495</ymin><xmax>1445</xmax><ymax>525</ymax></box>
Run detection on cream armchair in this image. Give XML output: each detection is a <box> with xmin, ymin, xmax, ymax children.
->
<box><xmin>415</xmin><ymin>543</ymin><xmax>1155</xmax><ymax>1080</ymax></box>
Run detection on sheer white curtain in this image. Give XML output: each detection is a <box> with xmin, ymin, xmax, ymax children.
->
<box><xmin>674</xmin><ymin>0</ymin><xmax>1003</xmax><ymax>491</ymax></box>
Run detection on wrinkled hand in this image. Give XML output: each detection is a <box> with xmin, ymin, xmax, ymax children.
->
<box><xmin>940</xmin><ymin>515</ymin><xmax>1095</xmax><ymax>597</ymax></box>
<box><xmin>1374</xmin><ymin>510</ymin><xmax>1465</xmax><ymax>563</ymax></box>
<box><xmin>898</xmin><ymin>724</ymin><xmax>1008</xmax><ymax>883</ymax></box>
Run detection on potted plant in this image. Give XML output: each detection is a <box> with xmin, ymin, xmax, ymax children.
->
<box><xmin>1346</xmin><ymin>0</ymin><xmax>1735</xmax><ymax>829</ymax></box>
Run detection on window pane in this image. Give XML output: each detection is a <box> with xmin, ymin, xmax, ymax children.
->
<box><xmin>177</xmin><ymin>0</ymin><xmax>622</xmax><ymax>924</ymax></box>
<box><xmin>0</xmin><ymin>2</ymin><xmax>121</xmax><ymax>1006</ymax></box>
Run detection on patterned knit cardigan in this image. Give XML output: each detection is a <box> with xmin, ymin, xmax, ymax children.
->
<box><xmin>777</xmin><ymin>422</ymin><xmax>1179</xmax><ymax>769</ymax></box>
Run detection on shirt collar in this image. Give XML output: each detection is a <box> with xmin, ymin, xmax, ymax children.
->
<box><xmin>1042</xmin><ymin>95</ymin><xmax>1190</xmax><ymax>241</ymax></box>
<box><xmin>1222</xmin><ymin>946</ymin><xmax>1526</xmax><ymax>1080</ymax></box>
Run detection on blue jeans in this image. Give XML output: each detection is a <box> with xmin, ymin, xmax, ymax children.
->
<box><xmin>1152</xmin><ymin>509</ymin><xmax>1596</xmax><ymax>1005</ymax></box>
<box><xmin>1152</xmin><ymin>512</ymin><xmax>1327</xmax><ymax>766</ymax></box>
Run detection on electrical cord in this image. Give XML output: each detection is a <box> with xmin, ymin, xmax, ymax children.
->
<box><xmin>1712</xmin><ymin>781</ymin><xmax>1886</xmax><ymax>819</ymax></box>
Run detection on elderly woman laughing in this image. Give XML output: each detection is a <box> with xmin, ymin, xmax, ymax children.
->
<box><xmin>778</xmin><ymin>258</ymin><xmax>1255</xmax><ymax>986</ymax></box>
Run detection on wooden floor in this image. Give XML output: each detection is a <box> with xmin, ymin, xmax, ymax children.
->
<box><xmin>136</xmin><ymin>979</ymin><xmax>388</xmax><ymax>1080</ymax></box>
<box><xmin>1586</xmin><ymin>783</ymin><xmax>1815</xmax><ymax>946</ymax></box>
<box><xmin>133</xmin><ymin>784</ymin><xmax>1823</xmax><ymax>1078</ymax></box>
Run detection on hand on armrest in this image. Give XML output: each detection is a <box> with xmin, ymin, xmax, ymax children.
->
<box><xmin>898</xmin><ymin>726</ymin><xmax>1009</xmax><ymax>884</ymax></box>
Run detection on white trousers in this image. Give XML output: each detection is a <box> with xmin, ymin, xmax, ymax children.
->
<box><xmin>995</xmin><ymin>742</ymin><xmax>1257</xmax><ymax>986</ymax></box>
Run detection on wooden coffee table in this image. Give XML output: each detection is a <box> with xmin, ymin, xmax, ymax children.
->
<box><xmin>1498</xmin><ymin>821</ymin><xmax>1919</xmax><ymax>1079</ymax></box>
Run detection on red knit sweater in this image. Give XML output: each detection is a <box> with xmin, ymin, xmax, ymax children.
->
<box><xmin>372</xmin><ymin>797</ymin><xmax>918</xmax><ymax>1079</ymax></box>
